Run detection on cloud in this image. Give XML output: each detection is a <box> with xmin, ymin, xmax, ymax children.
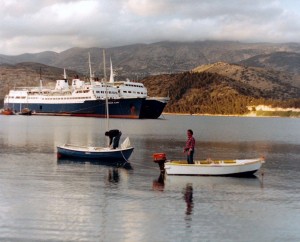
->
<box><xmin>0</xmin><ymin>0</ymin><xmax>299</xmax><ymax>55</ymax></box>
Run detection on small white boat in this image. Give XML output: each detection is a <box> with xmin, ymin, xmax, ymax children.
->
<box><xmin>153</xmin><ymin>153</ymin><xmax>264</xmax><ymax>176</ymax></box>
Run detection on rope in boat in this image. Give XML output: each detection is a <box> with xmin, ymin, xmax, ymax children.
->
<box><xmin>121</xmin><ymin>147</ymin><xmax>158</xmax><ymax>170</ymax></box>
<box><xmin>120</xmin><ymin>148</ymin><xmax>130</xmax><ymax>164</ymax></box>
<box><xmin>123</xmin><ymin>154</ymin><xmax>160</xmax><ymax>170</ymax></box>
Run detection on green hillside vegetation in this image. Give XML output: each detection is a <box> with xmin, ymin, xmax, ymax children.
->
<box><xmin>140</xmin><ymin>72</ymin><xmax>300</xmax><ymax>115</ymax></box>
<box><xmin>141</xmin><ymin>72</ymin><xmax>256</xmax><ymax>115</ymax></box>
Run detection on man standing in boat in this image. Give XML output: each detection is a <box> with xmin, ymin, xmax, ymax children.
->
<box><xmin>184</xmin><ymin>129</ymin><xmax>195</xmax><ymax>164</ymax></box>
<box><xmin>105</xmin><ymin>129</ymin><xmax>122</xmax><ymax>149</ymax></box>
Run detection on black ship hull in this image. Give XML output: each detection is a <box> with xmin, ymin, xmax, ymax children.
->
<box><xmin>139</xmin><ymin>98</ymin><xmax>168</xmax><ymax>119</ymax></box>
<box><xmin>6</xmin><ymin>98</ymin><xmax>144</xmax><ymax>119</ymax></box>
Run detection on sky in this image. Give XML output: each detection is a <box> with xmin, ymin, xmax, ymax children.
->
<box><xmin>1</xmin><ymin>0</ymin><xmax>300</xmax><ymax>55</ymax></box>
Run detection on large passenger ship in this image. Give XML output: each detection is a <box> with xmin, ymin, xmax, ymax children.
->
<box><xmin>3</xmin><ymin>60</ymin><xmax>169</xmax><ymax>119</ymax></box>
<box><xmin>3</xmin><ymin>74</ymin><xmax>144</xmax><ymax>119</ymax></box>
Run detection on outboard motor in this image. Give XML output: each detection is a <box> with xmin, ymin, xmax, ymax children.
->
<box><xmin>153</xmin><ymin>153</ymin><xmax>167</xmax><ymax>173</ymax></box>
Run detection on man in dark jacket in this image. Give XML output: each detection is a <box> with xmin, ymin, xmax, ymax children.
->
<box><xmin>105</xmin><ymin>129</ymin><xmax>122</xmax><ymax>149</ymax></box>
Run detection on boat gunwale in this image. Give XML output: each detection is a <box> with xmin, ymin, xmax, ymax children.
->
<box><xmin>165</xmin><ymin>169</ymin><xmax>260</xmax><ymax>177</ymax></box>
<box><xmin>166</xmin><ymin>158</ymin><xmax>264</xmax><ymax>167</ymax></box>
<box><xmin>58</xmin><ymin>144</ymin><xmax>134</xmax><ymax>153</ymax></box>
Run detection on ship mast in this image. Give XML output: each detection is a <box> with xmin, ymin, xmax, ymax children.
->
<box><xmin>88</xmin><ymin>52</ymin><xmax>94</xmax><ymax>85</ymax></box>
<box><xmin>39</xmin><ymin>67</ymin><xmax>43</xmax><ymax>93</ymax></box>
<box><xmin>63</xmin><ymin>68</ymin><xmax>67</xmax><ymax>80</ymax></box>
<box><xmin>103</xmin><ymin>49</ymin><xmax>109</xmax><ymax>132</ymax></box>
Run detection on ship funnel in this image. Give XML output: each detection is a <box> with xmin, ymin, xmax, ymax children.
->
<box><xmin>63</xmin><ymin>68</ymin><xmax>67</xmax><ymax>80</ymax></box>
<box><xmin>109</xmin><ymin>57</ymin><xmax>114</xmax><ymax>83</ymax></box>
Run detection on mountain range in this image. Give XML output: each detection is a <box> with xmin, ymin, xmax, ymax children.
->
<box><xmin>1</xmin><ymin>40</ymin><xmax>300</xmax><ymax>78</ymax></box>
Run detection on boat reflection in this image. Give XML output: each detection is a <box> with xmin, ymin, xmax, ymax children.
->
<box><xmin>153</xmin><ymin>173</ymin><xmax>262</xmax><ymax>192</ymax></box>
<box><xmin>108</xmin><ymin>168</ymin><xmax>120</xmax><ymax>183</ymax></box>
<box><xmin>57</xmin><ymin>158</ymin><xmax>133</xmax><ymax>170</ymax></box>
<box><xmin>164</xmin><ymin>174</ymin><xmax>262</xmax><ymax>190</ymax></box>
<box><xmin>152</xmin><ymin>175</ymin><xmax>194</xmax><ymax>216</ymax></box>
<box><xmin>152</xmin><ymin>173</ymin><xmax>165</xmax><ymax>191</ymax></box>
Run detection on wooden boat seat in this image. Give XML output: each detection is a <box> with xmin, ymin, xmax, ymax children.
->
<box><xmin>223</xmin><ymin>160</ymin><xmax>236</xmax><ymax>163</ymax></box>
<box><xmin>197</xmin><ymin>160</ymin><xmax>212</xmax><ymax>164</ymax></box>
<box><xmin>195</xmin><ymin>159</ymin><xmax>237</xmax><ymax>165</ymax></box>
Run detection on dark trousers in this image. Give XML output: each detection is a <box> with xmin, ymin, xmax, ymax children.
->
<box><xmin>187</xmin><ymin>150</ymin><xmax>194</xmax><ymax>164</ymax></box>
<box><xmin>112</xmin><ymin>132</ymin><xmax>122</xmax><ymax>149</ymax></box>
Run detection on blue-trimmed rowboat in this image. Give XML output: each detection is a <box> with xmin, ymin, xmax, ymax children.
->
<box><xmin>57</xmin><ymin>138</ymin><xmax>134</xmax><ymax>161</ymax></box>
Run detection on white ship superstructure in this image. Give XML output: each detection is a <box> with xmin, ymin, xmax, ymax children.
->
<box><xmin>3</xmin><ymin>75</ymin><xmax>144</xmax><ymax>118</ymax></box>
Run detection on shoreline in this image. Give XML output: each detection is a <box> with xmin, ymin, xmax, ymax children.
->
<box><xmin>162</xmin><ymin>111</ymin><xmax>300</xmax><ymax>118</ymax></box>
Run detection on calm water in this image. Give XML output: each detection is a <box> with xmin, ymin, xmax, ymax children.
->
<box><xmin>0</xmin><ymin>114</ymin><xmax>299</xmax><ymax>242</ymax></box>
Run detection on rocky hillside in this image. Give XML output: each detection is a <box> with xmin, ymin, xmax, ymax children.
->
<box><xmin>140</xmin><ymin>72</ymin><xmax>262</xmax><ymax>115</ymax></box>
<box><xmin>239</xmin><ymin>51</ymin><xmax>300</xmax><ymax>75</ymax></box>
<box><xmin>193</xmin><ymin>62</ymin><xmax>300</xmax><ymax>99</ymax></box>
<box><xmin>139</xmin><ymin>71</ymin><xmax>300</xmax><ymax>115</ymax></box>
